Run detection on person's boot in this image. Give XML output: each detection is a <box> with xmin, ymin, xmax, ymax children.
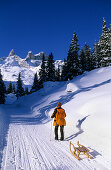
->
<box><xmin>55</xmin><ymin>136</ymin><xmax>58</xmax><ymax>140</ymax></box>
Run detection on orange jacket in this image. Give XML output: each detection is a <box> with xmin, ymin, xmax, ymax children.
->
<box><xmin>51</xmin><ymin>107</ymin><xmax>66</xmax><ymax>126</ymax></box>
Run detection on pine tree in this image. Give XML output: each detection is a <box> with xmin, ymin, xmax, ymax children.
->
<box><xmin>79</xmin><ymin>47</ymin><xmax>86</xmax><ymax>74</ymax></box>
<box><xmin>39</xmin><ymin>54</ymin><xmax>46</xmax><ymax>84</ymax></box>
<box><xmin>109</xmin><ymin>24</ymin><xmax>111</xmax><ymax>45</ymax></box>
<box><xmin>99</xmin><ymin>18</ymin><xmax>110</xmax><ymax>66</ymax></box>
<box><xmin>93</xmin><ymin>18</ymin><xmax>111</xmax><ymax>68</ymax></box>
<box><xmin>84</xmin><ymin>43</ymin><xmax>93</xmax><ymax>71</ymax></box>
<box><xmin>55</xmin><ymin>67</ymin><xmax>61</xmax><ymax>81</ymax></box>
<box><xmin>93</xmin><ymin>41</ymin><xmax>101</xmax><ymax>68</ymax></box>
<box><xmin>46</xmin><ymin>52</ymin><xmax>55</xmax><ymax>81</ymax></box>
<box><xmin>0</xmin><ymin>70</ymin><xmax>6</xmax><ymax>104</ymax></box>
<box><xmin>61</xmin><ymin>59</ymin><xmax>68</xmax><ymax>81</ymax></box>
<box><xmin>12</xmin><ymin>84</ymin><xmax>16</xmax><ymax>94</ymax></box>
<box><xmin>16</xmin><ymin>73</ymin><xmax>24</xmax><ymax>98</ymax></box>
<box><xmin>31</xmin><ymin>72</ymin><xmax>40</xmax><ymax>92</ymax></box>
<box><xmin>66</xmin><ymin>33</ymin><xmax>80</xmax><ymax>80</ymax></box>
<box><xmin>7</xmin><ymin>81</ymin><xmax>12</xmax><ymax>94</ymax></box>
<box><xmin>90</xmin><ymin>51</ymin><xmax>96</xmax><ymax>71</ymax></box>
<box><xmin>108</xmin><ymin>24</ymin><xmax>111</xmax><ymax>64</ymax></box>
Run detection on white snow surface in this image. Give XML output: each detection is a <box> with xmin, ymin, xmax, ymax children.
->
<box><xmin>0</xmin><ymin>66</ymin><xmax>111</xmax><ymax>169</ymax></box>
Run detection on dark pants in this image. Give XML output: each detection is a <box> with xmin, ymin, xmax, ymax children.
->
<box><xmin>55</xmin><ymin>125</ymin><xmax>64</xmax><ymax>140</ymax></box>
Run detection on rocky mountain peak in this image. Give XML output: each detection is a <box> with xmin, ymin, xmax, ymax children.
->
<box><xmin>26</xmin><ymin>51</ymin><xmax>34</xmax><ymax>59</ymax></box>
<box><xmin>8</xmin><ymin>49</ymin><xmax>15</xmax><ymax>57</ymax></box>
<box><xmin>26</xmin><ymin>51</ymin><xmax>48</xmax><ymax>61</ymax></box>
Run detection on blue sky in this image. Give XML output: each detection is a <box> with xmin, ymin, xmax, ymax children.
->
<box><xmin>0</xmin><ymin>0</ymin><xmax>111</xmax><ymax>60</ymax></box>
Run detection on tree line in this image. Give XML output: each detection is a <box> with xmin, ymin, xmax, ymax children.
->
<box><xmin>0</xmin><ymin>52</ymin><xmax>58</xmax><ymax>103</ymax></box>
<box><xmin>0</xmin><ymin>18</ymin><xmax>111</xmax><ymax>104</ymax></box>
<box><xmin>61</xmin><ymin>18</ymin><xmax>111</xmax><ymax>80</ymax></box>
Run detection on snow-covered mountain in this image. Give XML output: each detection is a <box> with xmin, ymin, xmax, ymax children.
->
<box><xmin>0</xmin><ymin>50</ymin><xmax>64</xmax><ymax>87</ymax></box>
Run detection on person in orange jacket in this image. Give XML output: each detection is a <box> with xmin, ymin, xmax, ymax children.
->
<box><xmin>51</xmin><ymin>102</ymin><xmax>66</xmax><ymax>140</ymax></box>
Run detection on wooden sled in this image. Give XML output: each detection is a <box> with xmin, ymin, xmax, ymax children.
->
<box><xmin>70</xmin><ymin>141</ymin><xmax>91</xmax><ymax>160</ymax></box>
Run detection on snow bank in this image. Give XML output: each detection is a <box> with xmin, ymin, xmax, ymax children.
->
<box><xmin>66</xmin><ymin>82</ymin><xmax>78</xmax><ymax>92</ymax></box>
<box><xmin>80</xmin><ymin>93</ymin><xmax>111</xmax><ymax>155</ymax></box>
<box><xmin>79</xmin><ymin>66</ymin><xmax>111</xmax><ymax>88</ymax></box>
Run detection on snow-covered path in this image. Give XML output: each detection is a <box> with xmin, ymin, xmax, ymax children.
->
<box><xmin>2</xmin><ymin>123</ymin><xmax>107</xmax><ymax>170</ymax></box>
<box><xmin>2</xmin><ymin>124</ymin><xmax>78</xmax><ymax>170</ymax></box>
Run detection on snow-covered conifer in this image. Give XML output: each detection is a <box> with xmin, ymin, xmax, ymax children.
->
<box><xmin>0</xmin><ymin>70</ymin><xmax>6</xmax><ymax>104</ymax></box>
<box><xmin>79</xmin><ymin>47</ymin><xmax>86</xmax><ymax>74</ymax></box>
<box><xmin>7</xmin><ymin>81</ymin><xmax>13</xmax><ymax>94</ymax></box>
<box><xmin>31</xmin><ymin>72</ymin><xmax>40</xmax><ymax>92</ymax></box>
<box><xmin>12</xmin><ymin>84</ymin><xmax>16</xmax><ymax>94</ymax></box>
<box><xmin>61</xmin><ymin>59</ymin><xmax>68</xmax><ymax>81</ymax></box>
<box><xmin>46</xmin><ymin>52</ymin><xmax>55</xmax><ymax>81</ymax></box>
<box><xmin>93</xmin><ymin>41</ymin><xmax>101</xmax><ymax>68</ymax></box>
<box><xmin>55</xmin><ymin>67</ymin><xmax>61</xmax><ymax>81</ymax></box>
<box><xmin>66</xmin><ymin>33</ymin><xmax>80</xmax><ymax>80</ymax></box>
<box><xmin>84</xmin><ymin>43</ymin><xmax>93</xmax><ymax>71</ymax></box>
<box><xmin>16</xmin><ymin>73</ymin><xmax>24</xmax><ymax>98</ymax></box>
<box><xmin>39</xmin><ymin>54</ymin><xmax>47</xmax><ymax>84</ymax></box>
<box><xmin>99</xmin><ymin>18</ymin><xmax>110</xmax><ymax>66</ymax></box>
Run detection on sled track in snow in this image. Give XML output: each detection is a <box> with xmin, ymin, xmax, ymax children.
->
<box><xmin>2</xmin><ymin>123</ymin><xmax>106</xmax><ymax>170</ymax></box>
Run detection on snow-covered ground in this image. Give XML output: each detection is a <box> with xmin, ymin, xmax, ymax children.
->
<box><xmin>0</xmin><ymin>66</ymin><xmax>111</xmax><ymax>169</ymax></box>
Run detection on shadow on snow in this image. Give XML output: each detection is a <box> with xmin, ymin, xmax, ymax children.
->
<box><xmin>65</xmin><ymin>116</ymin><xmax>89</xmax><ymax>141</ymax></box>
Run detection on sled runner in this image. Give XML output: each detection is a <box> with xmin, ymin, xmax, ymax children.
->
<box><xmin>70</xmin><ymin>141</ymin><xmax>91</xmax><ymax>160</ymax></box>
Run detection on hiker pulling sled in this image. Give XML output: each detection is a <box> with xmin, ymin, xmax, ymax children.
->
<box><xmin>70</xmin><ymin>141</ymin><xmax>91</xmax><ymax>160</ymax></box>
<box><xmin>51</xmin><ymin>102</ymin><xmax>66</xmax><ymax>141</ymax></box>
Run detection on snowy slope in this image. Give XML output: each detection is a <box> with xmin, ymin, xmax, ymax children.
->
<box><xmin>1</xmin><ymin>67</ymin><xmax>111</xmax><ymax>169</ymax></box>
